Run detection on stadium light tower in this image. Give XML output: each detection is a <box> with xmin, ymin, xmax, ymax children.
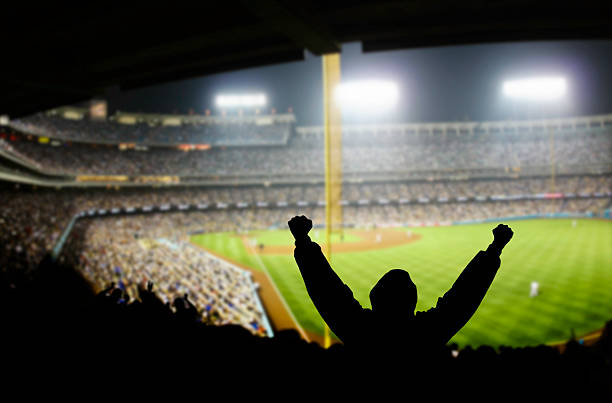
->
<box><xmin>215</xmin><ymin>93</ymin><xmax>267</xmax><ymax>108</ymax></box>
<box><xmin>502</xmin><ymin>76</ymin><xmax>568</xmax><ymax>193</ymax></box>
<box><xmin>335</xmin><ymin>80</ymin><xmax>399</xmax><ymax>113</ymax></box>
<box><xmin>502</xmin><ymin>77</ymin><xmax>567</xmax><ymax>102</ymax></box>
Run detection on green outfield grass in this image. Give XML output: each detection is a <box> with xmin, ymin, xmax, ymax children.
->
<box><xmin>191</xmin><ymin>219</ymin><xmax>612</xmax><ymax>347</ymax></box>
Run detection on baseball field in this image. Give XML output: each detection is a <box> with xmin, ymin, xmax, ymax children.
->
<box><xmin>191</xmin><ymin>218</ymin><xmax>612</xmax><ymax>348</ymax></box>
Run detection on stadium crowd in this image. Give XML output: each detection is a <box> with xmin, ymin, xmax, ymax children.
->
<box><xmin>14</xmin><ymin>175</ymin><xmax>612</xmax><ymax>210</ymax></box>
<box><xmin>0</xmin><ymin>186</ymin><xmax>75</xmax><ymax>275</ymax></box>
<box><xmin>1</xmin><ymin>127</ymin><xmax>610</xmax><ymax>176</ymax></box>
<box><xmin>61</xmin><ymin>216</ymin><xmax>269</xmax><ymax>335</ymax></box>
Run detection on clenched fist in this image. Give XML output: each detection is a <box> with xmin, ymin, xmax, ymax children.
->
<box><xmin>288</xmin><ymin>215</ymin><xmax>312</xmax><ymax>240</ymax></box>
<box><xmin>492</xmin><ymin>224</ymin><xmax>513</xmax><ymax>249</ymax></box>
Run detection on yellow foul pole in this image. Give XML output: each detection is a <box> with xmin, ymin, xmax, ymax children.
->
<box><xmin>322</xmin><ymin>53</ymin><xmax>343</xmax><ymax>348</ymax></box>
<box><xmin>549</xmin><ymin>126</ymin><xmax>556</xmax><ymax>193</ymax></box>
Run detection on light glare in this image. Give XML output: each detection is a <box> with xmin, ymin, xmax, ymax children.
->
<box><xmin>215</xmin><ymin>93</ymin><xmax>267</xmax><ymax>108</ymax></box>
<box><xmin>502</xmin><ymin>77</ymin><xmax>567</xmax><ymax>101</ymax></box>
<box><xmin>335</xmin><ymin>80</ymin><xmax>399</xmax><ymax>111</ymax></box>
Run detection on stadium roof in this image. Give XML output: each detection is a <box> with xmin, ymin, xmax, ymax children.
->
<box><xmin>3</xmin><ymin>1</ymin><xmax>612</xmax><ymax>118</ymax></box>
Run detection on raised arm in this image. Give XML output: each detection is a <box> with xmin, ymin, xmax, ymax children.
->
<box><xmin>424</xmin><ymin>224</ymin><xmax>514</xmax><ymax>344</ymax></box>
<box><xmin>289</xmin><ymin>216</ymin><xmax>364</xmax><ymax>343</ymax></box>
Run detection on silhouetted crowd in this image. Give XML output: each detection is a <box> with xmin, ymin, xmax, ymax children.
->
<box><xmin>1</xmin><ymin>252</ymin><xmax>610</xmax><ymax>391</ymax></box>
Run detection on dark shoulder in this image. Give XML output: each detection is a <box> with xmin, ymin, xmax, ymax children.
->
<box><xmin>359</xmin><ymin>308</ymin><xmax>375</xmax><ymax>322</ymax></box>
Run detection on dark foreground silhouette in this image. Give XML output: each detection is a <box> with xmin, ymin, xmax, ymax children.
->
<box><xmin>1</xmin><ymin>251</ymin><xmax>610</xmax><ymax>393</ymax></box>
<box><xmin>289</xmin><ymin>215</ymin><xmax>513</xmax><ymax>366</ymax></box>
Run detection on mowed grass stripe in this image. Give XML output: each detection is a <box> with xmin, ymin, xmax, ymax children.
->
<box><xmin>192</xmin><ymin>219</ymin><xmax>612</xmax><ymax>347</ymax></box>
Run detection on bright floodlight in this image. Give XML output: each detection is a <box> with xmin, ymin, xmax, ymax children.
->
<box><xmin>502</xmin><ymin>77</ymin><xmax>567</xmax><ymax>102</ymax></box>
<box><xmin>335</xmin><ymin>80</ymin><xmax>399</xmax><ymax>111</ymax></box>
<box><xmin>215</xmin><ymin>93</ymin><xmax>267</xmax><ymax>108</ymax></box>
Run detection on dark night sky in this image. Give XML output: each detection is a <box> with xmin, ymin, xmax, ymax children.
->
<box><xmin>107</xmin><ymin>40</ymin><xmax>612</xmax><ymax>125</ymax></box>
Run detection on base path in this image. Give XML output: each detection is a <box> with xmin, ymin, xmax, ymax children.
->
<box><xmin>242</xmin><ymin>229</ymin><xmax>422</xmax><ymax>255</ymax></box>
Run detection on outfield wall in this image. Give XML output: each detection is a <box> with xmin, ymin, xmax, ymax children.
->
<box><xmin>452</xmin><ymin>212</ymin><xmax>596</xmax><ymax>226</ymax></box>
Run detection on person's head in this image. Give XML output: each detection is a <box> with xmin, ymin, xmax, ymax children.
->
<box><xmin>369</xmin><ymin>269</ymin><xmax>417</xmax><ymax>316</ymax></box>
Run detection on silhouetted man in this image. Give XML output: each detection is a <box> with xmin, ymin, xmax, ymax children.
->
<box><xmin>288</xmin><ymin>215</ymin><xmax>513</xmax><ymax>364</ymax></box>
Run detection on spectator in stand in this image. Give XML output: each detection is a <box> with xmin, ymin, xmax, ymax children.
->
<box><xmin>3</xmin><ymin>121</ymin><xmax>611</xmax><ymax>177</ymax></box>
